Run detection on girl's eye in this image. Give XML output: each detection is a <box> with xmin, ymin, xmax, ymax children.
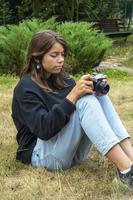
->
<box><xmin>50</xmin><ymin>54</ymin><xmax>57</xmax><ymax>58</ymax></box>
<box><xmin>49</xmin><ymin>53</ymin><xmax>65</xmax><ymax>58</ymax></box>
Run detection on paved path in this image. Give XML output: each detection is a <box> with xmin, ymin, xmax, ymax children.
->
<box><xmin>96</xmin><ymin>57</ymin><xmax>133</xmax><ymax>74</ymax></box>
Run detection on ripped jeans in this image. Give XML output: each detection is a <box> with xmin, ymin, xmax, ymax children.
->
<box><xmin>31</xmin><ymin>94</ymin><xmax>129</xmax><ymax>171</ymax></box>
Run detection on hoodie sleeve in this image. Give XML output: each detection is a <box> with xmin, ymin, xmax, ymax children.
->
<box><xmin>19</xmin><ymin>90</ymin><xmax>76</xmax><ymax>140</ymax></box>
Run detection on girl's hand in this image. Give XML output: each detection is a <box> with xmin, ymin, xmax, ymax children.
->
<box><xmin>66</xmin><ymin>74</ymin><xmax>93</xmax><ymax>103</ymax></box>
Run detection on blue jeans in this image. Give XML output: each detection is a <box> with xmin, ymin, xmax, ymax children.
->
<box><xmin>31</xmin><ymin>94</ymin><xmax>129</xmax><ymax>171</ymax></box>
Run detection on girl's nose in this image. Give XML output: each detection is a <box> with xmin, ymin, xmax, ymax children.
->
<box><xmin>57</xmin><ymin>55</ymin><xmax>64</xmax><ymax>62</ymax></box>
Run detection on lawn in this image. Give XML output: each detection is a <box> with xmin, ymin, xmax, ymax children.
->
<box><xmin>0</xmin><ymin>71</ymin><xmax>133</xmax><ymax>200</ymax></box>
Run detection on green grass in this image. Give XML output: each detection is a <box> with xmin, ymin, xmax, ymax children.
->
<box><xmin>74</xmin><ymin>68</ymin><xmax>133</xmax><ymax>81</ymax></box>
<box><xmin>105</xmin><ymin>42</ymin><xmax>133</xmax><ymax>69</ymax></box>
<box><xmin>0</xmin><ymin>74</ymin><xmax>18</xmax><ymax>88</ymax></box>
<box><xmin>0</xmin><ymin>73</ymin><xmax>133</xmax><ymax>200</ymax></box>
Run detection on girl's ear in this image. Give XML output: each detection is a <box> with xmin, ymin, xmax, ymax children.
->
<box><xmin>34</xmin><ymin>58</ymin><xmax>41</xmax><ymax>70</ymax></box>
<box><xmin>34</xmin><ymin>58</ymin><xmax>40</xmax><ymax>64</ymax></box>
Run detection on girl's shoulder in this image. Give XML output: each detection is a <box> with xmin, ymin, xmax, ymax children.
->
<box><xmin>13</xmin><ymin>74</ymin><xmax>41</xmax><ymax>97</ymax></box>
<box><xmin>15</xmin><ymin>74</ymin><xmax>34</xmax><ymax>89</ymax></box>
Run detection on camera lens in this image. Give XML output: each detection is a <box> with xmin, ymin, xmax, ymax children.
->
<box><xmin>95</xmin><ymin>81</ymin><xmax>110</xmax><ymax>95</ymax></box>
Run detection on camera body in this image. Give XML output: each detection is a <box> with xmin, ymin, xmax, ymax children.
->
<box><xmin>92</xmin><ymin>73</ymin><xmax>110</xmax><ymax>95</ymax></box>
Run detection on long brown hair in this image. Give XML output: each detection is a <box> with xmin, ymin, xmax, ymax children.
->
<box><xmin>21</xmin><ymin>30</ymin><xmax>68</xmax><ymax>92</ymax></box>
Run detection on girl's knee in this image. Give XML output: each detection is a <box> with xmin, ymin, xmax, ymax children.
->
<box><xmin>76</xmin><ymin>94</ymin><xmax>98</xmax><ymax>111</ymax></box>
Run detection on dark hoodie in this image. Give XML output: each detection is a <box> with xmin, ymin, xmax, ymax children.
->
<box><xmin>12</xmin><ymin>74</ymin><xmax>76</xmax><ymax>164</ymax></box>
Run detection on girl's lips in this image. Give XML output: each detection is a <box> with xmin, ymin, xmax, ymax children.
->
<box><xmin>55</xmin><ymin>67</ymin><xmax>62</xmax><ymax>70</ymax></box>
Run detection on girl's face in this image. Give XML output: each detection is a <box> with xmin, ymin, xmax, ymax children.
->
<box><xmin>42</xmin><ymin>42</ymin><xmax>65</xmax><ymax>77</ymax></box>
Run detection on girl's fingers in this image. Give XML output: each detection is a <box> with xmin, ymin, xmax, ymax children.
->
<box><xmin>81</xmin><ymin>74</ymin><xmax>93</xmax><ymax>81</ymax></box>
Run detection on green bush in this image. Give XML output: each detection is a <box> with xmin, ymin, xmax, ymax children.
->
<box><xmin>0</xmin><ymin>24</ymin><xmax>32</xmax><ymax>74</ymax></box>
<box><xmin>0</xmin><ymin>18</ymin><xmax>58</xmax><ymax>75</ymax></box>
<box><xmin>57</xmin><ymin>21</ymin><xmax>112</xmax><ymax>73</ymax></box>
<box><xmin>0</xmin><ymin>18</ymin><xmax>111</xmax><ymax>75</ymax></box>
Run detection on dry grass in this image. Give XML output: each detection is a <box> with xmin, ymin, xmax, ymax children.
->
<box><xmin>0</xmin><ymin>75</ymin><xmax>133</xmax><ymax>200</ymax></box>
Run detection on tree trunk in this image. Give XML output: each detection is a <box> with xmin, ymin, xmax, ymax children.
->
<box><xmin>71</xmin><ymin>0</ymin><xmax>75</xmax><ymax>21</ymax></box>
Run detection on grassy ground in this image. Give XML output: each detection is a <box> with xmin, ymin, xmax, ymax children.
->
<box><xmin>0</xmin><ymin>71</ymin><xmax>133</xmax><ymax>200</ymax></box>
<box><xmin>105</xmin><ymin>35</ymin><xmax>133</xmax><ymax>70</ymax></box>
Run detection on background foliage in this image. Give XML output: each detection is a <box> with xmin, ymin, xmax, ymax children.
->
<box><xmin>0</xmin><ymin>0</ymin><xmax>132</xmax><ymax>75</ymax></box>
<box><xmin>0</xmin><ymin>0</ymin><xmax>12</xmax><ymax>24</ymax></box>
<box><xmin>0</xmin><ymin>18</ymin><xmax>111</xmax><ymax>75</ymax></box>
<box><xmin>0</xmin><ymin>0</ymin><xmax>132</xmax><ymax>25</ymax></box>
<box><xmin>57</xmin><ymin>22</ymin><xmax>111</xmax><ymax>73</ymax></box>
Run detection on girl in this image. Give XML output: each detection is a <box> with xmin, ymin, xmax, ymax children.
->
<box><xmin>12</xmin><ymin>30</ymin><xmax>133</xmax><ymax>188</ymax></box>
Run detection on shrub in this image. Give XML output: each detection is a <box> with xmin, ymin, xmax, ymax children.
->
<box><xmin>0</xmin><ymin>24</ymin><xmax>32</xmax><ymax>74</ymax></box>
<box><xmin>57</xmin><ymin>21</ymin><xmax>112</xmax><ymax>73</ymax></box>
<box><xmin>0</xmin><ymin>18</ymin><xmax>111</xmax><ymax>75</ymax></box>
<box><xmin>0</xmin><ymin>18</ymin><xmax>58</xmax><ymax>75</ymax></box>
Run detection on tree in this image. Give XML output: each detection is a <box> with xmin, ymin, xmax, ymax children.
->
<box><xmin>8</xmin><ymin>0</ymin><xmax>22</xmax><ymax>23</ymax></box>
<box><xmin>16</xmin><ymin>0</ymin><xmax>121</xmax><ymax>22</ymax></box>
<box><xmin>117</xmin><ymin>0</ymin><xmax>133</xmax><ymax>30</ymax></box>
<box><xmin>0</xmin><ymin>0</ymin><xmax>12</xmax><ymax>25</ymax></box>
<box><xmin>2</xmin><ymin>0</ymin><xmax>127</xmax><ymax>24</ymax></box>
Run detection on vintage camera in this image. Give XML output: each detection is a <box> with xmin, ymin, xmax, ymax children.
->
<box><xmin>92</xmin><ymin>73</ymin><xmax>110</xmax><ymax>95</ymax></box>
